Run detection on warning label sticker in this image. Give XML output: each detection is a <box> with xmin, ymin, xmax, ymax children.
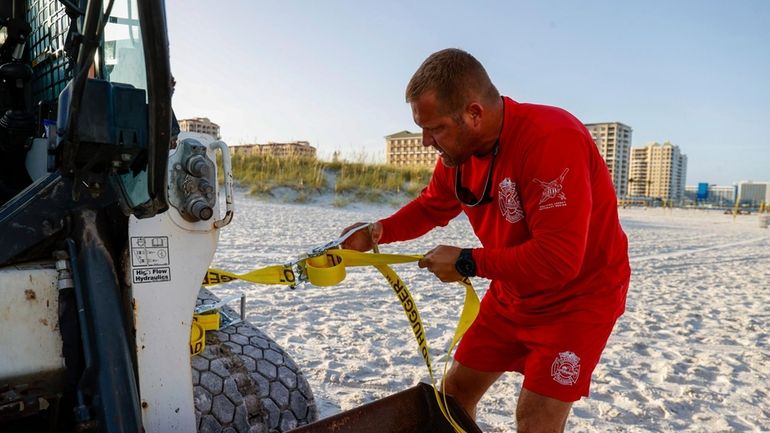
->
<box><xmin>133</xmin><ymin>267</ymin><xmax>171</xmax><ymax>284</ymax></box>
<box><xmin>130</xmin><ymin>237</ymin><xmax>171</xmax><ymax>284</ymax></box>
<box><xmin>131</xmin><ymin>236</ymin><xmax>170</xmax><ymax>267</ymax></box>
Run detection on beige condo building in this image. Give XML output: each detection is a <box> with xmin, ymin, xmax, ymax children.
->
<box><xmin>178</xmin><ymin>117</ymin><xmax>221</xmax><ymax>139</ymax></box>
<box><xmin>628</xmin><ymin>142</ymin><xmax>688</xmax><ymax>201</ymax></box>
<box><xmin>584</xmin><ymin>122</ymin><xmax>632</xmax><ymax>196</ymax></box>
<box><xmin>385</xmin><ymin>131</ymin><xmax>438</xmax><ymax>166</ymax></box>
<box><xmin>628</xmin><ymin>147</ymin><xmax>650</xmax><ymax>197</ymax></box>
<box><xmin>232</xmin><ymin>141</ymin><xmax>317</xmax><ymax>159</ymax></box>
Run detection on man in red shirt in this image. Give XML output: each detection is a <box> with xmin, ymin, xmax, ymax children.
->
<box><xmin>343</xmin><ymin>48</ymin><xmax>630</xmax><ymax>432</ymax></box>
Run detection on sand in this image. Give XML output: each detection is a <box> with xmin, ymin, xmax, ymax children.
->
<box><xmin>209</xmin><ymin>189</ymin><xmax>770</xmax><ymax>432</ymax></box>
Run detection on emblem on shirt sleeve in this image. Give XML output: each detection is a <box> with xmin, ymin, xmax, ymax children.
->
<box><xmin>551</xmin><ymin>351</ymin><xmax>581</xmax><ymax>386</ymax></box>
<box><xmin>533</xmin><ymin>168</ymin><xmax>569</xmax><ymax>211</ymax></box>
<box><xmin>498</xmin><ymin>177</ymin><xmax>524</xmax><ymax>223</ymax></box>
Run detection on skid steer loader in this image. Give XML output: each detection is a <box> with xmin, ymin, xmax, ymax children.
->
<box><xmin>0</xmin><ymin>1</ymin><xmax>317</xmax><ymax>431</ymax></box>
<box><xmin>0</xmin><ymin>1</ymin><xmax>482</xmax><ymax>432</ymax></box>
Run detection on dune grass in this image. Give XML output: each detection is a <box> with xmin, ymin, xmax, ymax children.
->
<box><xmin>228</xmin><ymin>153</ymin><xmax>433</xmax><ymax>203</ymax></box>
<box><xmin>230</xmin><ymin>153</ymin><xmax>327</xmax><ymax>193</ymax></box>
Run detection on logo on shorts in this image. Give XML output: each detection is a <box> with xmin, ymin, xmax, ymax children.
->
<box><xmin>498</xmin><ymin>177</ymin><xmax>524</xmax><ymax>223</ymax></box>
<box><xmin>551</xmin><ymin>351</ymin><xmax>581</xmax><ymax>386</ymax></box>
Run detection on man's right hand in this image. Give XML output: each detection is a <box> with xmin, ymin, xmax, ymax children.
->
<box><xmin>340</xmin><ymin>222</ymin><xmax>383</xmax><ymax>251</ymax></box>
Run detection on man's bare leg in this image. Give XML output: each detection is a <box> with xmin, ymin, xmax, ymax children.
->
<box><xmin>515</xmin><ymin>388</ymin><xmax>573</xmax><ymax>433</ymax></box>
<box><xmin>442</xmin><ymin>361</ymin><xmax>503</xmax><ymax>420</ymax></box>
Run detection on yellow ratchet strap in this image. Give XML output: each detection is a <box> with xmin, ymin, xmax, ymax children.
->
<box><xmin>205</xmin><ymin>249</ymin><xmax>480</xmax><ymax>433</ymax></box>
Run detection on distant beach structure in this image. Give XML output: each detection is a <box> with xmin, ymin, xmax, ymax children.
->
<box><xmin>179</xmin><ymin>117</ymin><xmax>221</xmax><ymax>140</ymax></box>
<box><xmin>384</xmin><ymin>130</ymin><xmax>438</xmax><ymax>167</ymax></box>
<box><xmin>233</xmin><ymin>141</ymin><xmax>318</xmax><ymax>159</ymax></box>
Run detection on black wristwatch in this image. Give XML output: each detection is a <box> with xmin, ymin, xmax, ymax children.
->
<box><xmin>455</xmin><ymin>248</ymin><xmax>477</xmax><ymax>277</ymax></box>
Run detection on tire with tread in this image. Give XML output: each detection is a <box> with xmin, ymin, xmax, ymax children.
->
<box><xmin>192</xmin><ymin>288</ymin><xmax>318</xmax><ymax>433</ymax></box>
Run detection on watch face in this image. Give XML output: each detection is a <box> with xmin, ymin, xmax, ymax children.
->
<box><xmin>458</xmin><ymin>260</ymin><xmax>473</xmax><ymax>276</ymax></box>
<box><xmin>455</xmin><ymin>250</ymin><xmax>476</xmax><ymax>277</ymax></box>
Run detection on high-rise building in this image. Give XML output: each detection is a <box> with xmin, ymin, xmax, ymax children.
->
<box><xmin>179</xmin><ymin>117</ymin><xmax>221</xmax><ymax>139</ymax></box>
<box><xmin>736</xmin><ymin>181</ymin><xmax>770</xmax><ymax>207</ymax></box>
<box><xmin>628</xmin><ymin>142</ymin><xmax>688</xmax><ymax>201</ymax></box>
<box><xmin>385</xmin><ymin>131</ymin><xmax>437</xmax><ymax>166</ymax></box>
<box><xmin>628</xmin><ymin>147</ymin><xmax>649</xmax><ymax>197</ymax></box>
<box><xmin>584</xmin><ymin>122</ymin><xmax>632</xmax><ymax>196</ymax></box>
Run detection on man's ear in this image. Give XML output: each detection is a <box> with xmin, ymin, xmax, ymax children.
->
<box><xmin>466</xmin><ymin>102</ymin><xmax>484</xmax><ymax>127</ymax></box>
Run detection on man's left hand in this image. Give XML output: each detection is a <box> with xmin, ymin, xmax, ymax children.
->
<box><xmin>418</xmin><ymin>245</ymin><xmax>462</xmax><ymax>282</ymax></box>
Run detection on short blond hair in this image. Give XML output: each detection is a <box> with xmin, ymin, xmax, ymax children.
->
<box><xmin>405</xmin><ymin>48</ymin><xmax>499</xmax><ymax>117</ymax></box>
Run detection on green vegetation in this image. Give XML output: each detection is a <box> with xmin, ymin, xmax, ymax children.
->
<box><xmin>228</xmin><ymin>153</ymin><xmax>433</xmax><ymax>205</ymax></box>
<box><xmin>230</xmin><ymin>153</ymin><xmax>326</xmax><ymax>193</ymax></box>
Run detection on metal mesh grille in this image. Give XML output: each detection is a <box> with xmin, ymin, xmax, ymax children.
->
<box><xmin>26</xmin><ymin>0</ymin><xmax>71</xmax><ymax>104</ymax></box>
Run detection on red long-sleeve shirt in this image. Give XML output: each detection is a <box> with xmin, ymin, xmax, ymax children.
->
<box><xmin>379</xmin><ymin>97</ymin><xmax>630</xmax><ymax>325</ymax></box>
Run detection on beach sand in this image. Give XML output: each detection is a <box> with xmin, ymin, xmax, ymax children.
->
<box><xmin>209</xmin><ymin>190</ymin><xmax>770</xmax><ymax>432</ymax></box>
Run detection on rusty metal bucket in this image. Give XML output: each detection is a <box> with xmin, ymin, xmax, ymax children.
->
<box><xmin>288</xmin><ymin>383</ymin><xmax>483</xmax><ymax>433</ymax></box>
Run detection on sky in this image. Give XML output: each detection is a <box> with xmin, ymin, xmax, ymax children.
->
<box><xmin>164</xmin><ymin>0</ymin><xmax>769</xmax><ymax>186</ymax></box>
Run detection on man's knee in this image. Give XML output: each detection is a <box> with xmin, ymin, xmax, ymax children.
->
<box><xmin>442</xmin><ymin>362</ymin><xmax>502</xmax><ymax>419</ymax></box>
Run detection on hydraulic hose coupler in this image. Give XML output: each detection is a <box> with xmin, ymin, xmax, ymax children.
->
<box><xmin>169</xmin><ymin>138</ymin><xmax>217</xmax><ymax>222</ymax></box>
<box><xmin>184</xmin><ymin>196</ymin><xmax>213</xmax><ymax>221</ymax></box>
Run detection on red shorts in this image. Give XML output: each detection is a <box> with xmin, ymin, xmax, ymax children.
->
<box><xmin>454</xmin><ymin>294</ymin><xmax>618</xmax><ymax>402</ymax></box>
